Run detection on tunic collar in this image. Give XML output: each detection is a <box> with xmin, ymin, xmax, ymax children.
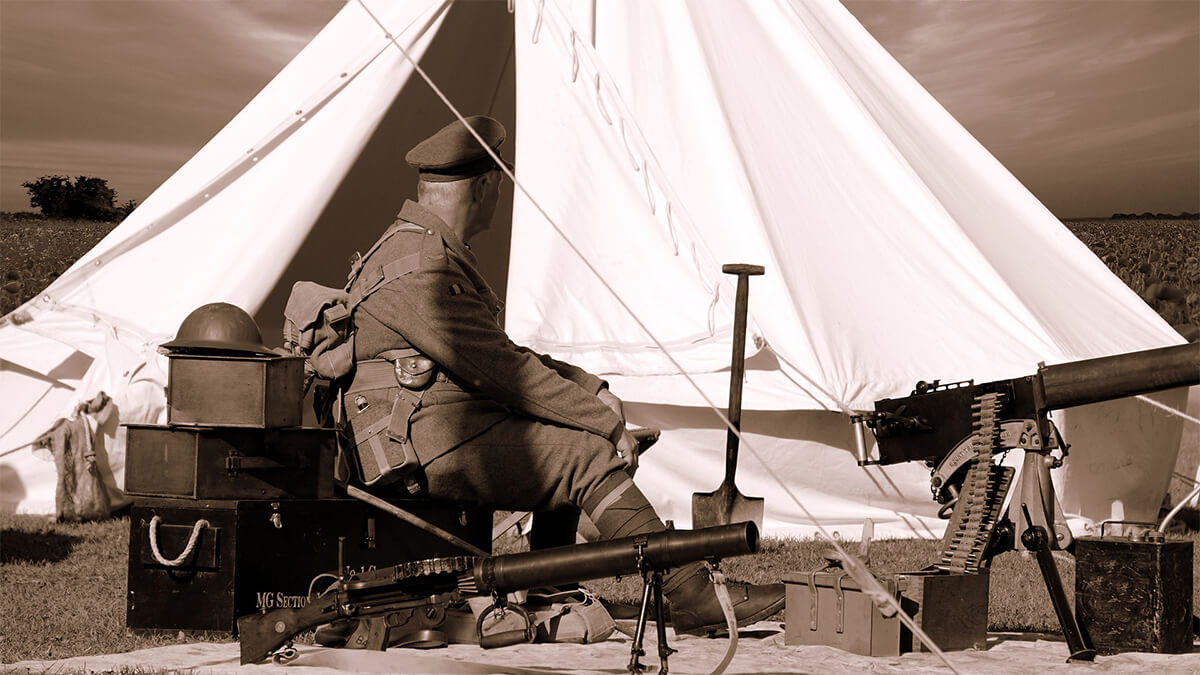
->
<box><xmin>398</xmin><ymin>200</ymin><xmax>477</xmax><ymax>266</ymax></box>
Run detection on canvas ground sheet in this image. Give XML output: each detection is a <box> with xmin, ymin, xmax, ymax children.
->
<box><xmin>9</xmin><ymin>623</ymin><xmax>1200</xmax><ymax>674</ymax></box>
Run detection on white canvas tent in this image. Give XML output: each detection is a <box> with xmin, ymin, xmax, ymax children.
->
<box><xmin>0</xmin><ymin>0</ymin><xmax>1191</xmax><ymax>538</ymax></box>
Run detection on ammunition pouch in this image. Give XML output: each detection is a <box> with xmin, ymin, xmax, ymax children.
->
<box><xmin>342</xmin><ymin>355</ymin><xmax>439</xmax><ymax>489</ymax></box>
<box><xmin>379</xmin><ymin>348</ymin><xmax>437</xmax><ymax>390</ymax></box>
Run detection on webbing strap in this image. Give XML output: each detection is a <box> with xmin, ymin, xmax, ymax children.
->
<box><xmin>347</xmin><ymin>223</ymin><xmax>425</xmax><ymax>285</ymax></box>
<box><xmin>377</xmin><ymin>348</ymin><xmax>423</xmax><ymax>361</ymax></box>
<box><xmin>368</xmin><ymin>432</ymin><xmax>393</xmax><ymax>481</ymax></box>
<box><xmin>353</xmin><ymin>415</ymin><xmax>393</xmax><ymax>445</ymax></box>
<box><xmin>352</xmin><ymin>252</ymin><xmax>422</xmax><ymax>306</ymax></box>
<box><xmin>347</xmin><ymin>360</ymin><xmax>399</xmax><ymax>394</ymax></box>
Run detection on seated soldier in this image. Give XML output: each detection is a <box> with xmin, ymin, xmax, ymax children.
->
<box><xmin>341</xmin><ymin>115</ymin><xmax>783</xmax><ymax>636</ymax></box>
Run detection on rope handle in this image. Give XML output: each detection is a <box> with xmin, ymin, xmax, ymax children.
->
<box><xmin>148</xmin><ymin>515</ymin><xmax>210</xmax><ymax>567</ymax></box>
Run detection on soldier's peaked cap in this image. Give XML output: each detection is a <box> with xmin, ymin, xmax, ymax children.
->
<box><xmin>405</xmin><ymin>115</ymin><xmax>512</xmax><ymax>182</ymax></box>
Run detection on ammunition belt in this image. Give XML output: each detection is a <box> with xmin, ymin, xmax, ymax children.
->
<box><xmin>936</xmin><ymin>391</ymin><xmax>1013</xmax><ymax>574</ymax></box>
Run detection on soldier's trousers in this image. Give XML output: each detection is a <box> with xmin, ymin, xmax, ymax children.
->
<box><xmin>413</xmin><ymin>414</ymin><xmax>665</xmax><ymax>542</ymax></box>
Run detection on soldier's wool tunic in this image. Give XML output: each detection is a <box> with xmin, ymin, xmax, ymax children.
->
<box><xmin>345</xmin><ymin>200</ymin><xmax>628</xmax><ymax>510</ymax></box>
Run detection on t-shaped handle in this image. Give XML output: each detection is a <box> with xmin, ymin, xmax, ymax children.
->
<box><xmin>722</xmin><ymin>264</ymin><xmax>765</xmax><ymax>276</ymax></box>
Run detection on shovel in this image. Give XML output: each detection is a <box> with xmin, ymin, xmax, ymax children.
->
<box><xmin>692</xmin><ymin>263</ymin><xmax>765</xmax><ymax>530</ymax></box>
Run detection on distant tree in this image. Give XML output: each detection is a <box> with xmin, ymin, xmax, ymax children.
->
<box><xmin>116</xmin><ymin>198</ymin><xmax>139</xmax><ymax>220</ymax></box>
<box><xmin>21</xmin><ymin>175</ymin><xmax>121</xmax><ymax>221</ymax></box>
<box><xmin>22</xmin><ymin>175</ymin><xmax>73</xmax><ymax>218</ymax></box>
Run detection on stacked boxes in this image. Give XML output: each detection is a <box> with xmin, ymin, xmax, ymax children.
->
<box><xmin>783</xmin><ymin>567</ymin><xmax>989</xmax><ymax>655</ymax></box>
<box><xmin>125</xmin><ymin>353</ymin><xmax>490</xmax><ymax>633</ymax></box>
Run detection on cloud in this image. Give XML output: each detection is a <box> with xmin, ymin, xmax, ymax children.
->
<box><xmin>843</xmin><ymin>0</ymin><xmax>1199</xmax><ymax>214</ymax></box>
<box><xmin>844</xmin><ymin>0</ymin><xmax>1198</xmax><ymax>130</ymax></box>
<box><xmin>1</xmin><ymin>0</ymin><xmax>342</xmax><ymax>210</ymax></box>
<box><xmin>1</xmin><ymin>1</ymin><xmax>342</xmax><ymax>145</ymax></box>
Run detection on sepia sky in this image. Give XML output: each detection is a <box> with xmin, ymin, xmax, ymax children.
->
<box><xmin>1</xmin><ymin>0</ymin><xmax>1197</xmax><ymax>219</ymax></box>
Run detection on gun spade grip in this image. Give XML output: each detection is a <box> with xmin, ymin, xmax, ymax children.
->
<box><xmin>722</xmin><ymin>264</ymin><xmax>765</xmax><ymax>276</ymax></box>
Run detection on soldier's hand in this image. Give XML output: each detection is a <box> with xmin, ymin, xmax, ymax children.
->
<box><xmin>615</xmin><ymin>428</ymin><xmax>639</xmax><ymax>474</ymax></box>
<box><xmin>598</xmin><ymin>388</ymin><xmax>625</xmax><ymax>423</ymax></box>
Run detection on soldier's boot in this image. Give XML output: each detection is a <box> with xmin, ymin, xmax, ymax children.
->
<box><xmin>661</xmin><ymin>562</ymin><xmax>785</xmax><ymax>636</ymax></box>
<box><xmin>529</xmin><ymin>506</ymin><xmax>581</xmax><ymax>549</ymax></box>
<box><xmin>583</xmin><ymin>475</ymin><xmax>784</xmax><ymax>636</ymax></box>
<box><xmin>529</xmin><ymin>506</ymin><xmax>583</xmax><ymax>592</ymax></box>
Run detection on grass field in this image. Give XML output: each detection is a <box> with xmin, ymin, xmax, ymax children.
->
<box><xmin>5</xmin><ymin>509</ymin><xmax>1179</xmax><ymax>665</ymax></box>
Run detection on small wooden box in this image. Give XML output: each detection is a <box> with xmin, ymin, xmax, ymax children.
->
<box><xmin>124</xmin><ymin>424</ymin><xmax>336</xmax><ymax>500</ymax></box>
<box><xmin>1075</xmin><ymin>535</ymin><xmax>1192</xmax><ymax>654</ymax></box>
<box><xmin>783</xmin><ymin>569</ymin><xmax>901</xmax><ymax>656</ymax></box>
<box><xmin>896</xmin><ymin>569</ymin><xmax>989</xmax><ymax>652</ymax></box>
<box><xmin>126</xmin><ymin>498</ymin><xmax>492</xmax><ymax>633</ymax></box>
<box><xmin>167</xmin><ymin>354</ymin><xmax>303</xmax><ymax>427</ymax></box>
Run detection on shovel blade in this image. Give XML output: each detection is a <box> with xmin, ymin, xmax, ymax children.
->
<box><xmin>692</xmin><ymin>483</ymin><xmax>765</xmax><ymax>531</ymax></box>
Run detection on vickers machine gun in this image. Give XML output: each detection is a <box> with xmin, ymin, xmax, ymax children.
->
<box><xmin>858</xmin><ymin>342</ymin><xmax>1200</xmax><ymax>660</ymax></box>
<box><xmin>239</xmin><ymin>522</ymin><xmax>759</xmax><ymax>672</ymax></box>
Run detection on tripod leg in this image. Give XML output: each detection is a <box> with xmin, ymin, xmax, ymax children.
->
<box><xmin>651</xmin><ymin>571</ymin><xmax>676</xmax><ymax>674</ymax></box>
<box><xmin>628</xmin><ymin>573</ymin><xmax>654</xmax><ymax>674</ymax></box>
<box><xmin>1020</xmin><ymin>503</ymin><xmax>1095</xmax><ymax>662</ymax></box>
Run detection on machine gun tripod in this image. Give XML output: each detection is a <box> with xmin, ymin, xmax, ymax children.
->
<box><xmin>856</xmin><ymin>342</ymin><xmax>1200</xmax><ymax>662</ymax></box>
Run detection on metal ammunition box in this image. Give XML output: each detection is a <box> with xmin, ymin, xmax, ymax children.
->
<box><xmin>126</xmin><ymin>498</ymin><xmax>492</xmax><ymax>633</ymax></box>
<box><xmin>124</xmin><ymin>424</ymin><xmax>336</xmax><ymax>500</ymax></box>
<box><xmin>783</xmin><ymin>569</ymin><xmax>901</xmax><ymax>655</ymax></box>
<box><xmin>895</xmin><ymin>568</ymin><xmax>989</xmax><ymax>652</ymax></box>
<box><xmin>1075</xmin><ymin>534</ymin><xmax>1192</xmax><ymax>654</ymax></box>
<box><xmin>167</xmin><ymin>354</ymin><xmax>304</xmax><ymax>427</ymax></box>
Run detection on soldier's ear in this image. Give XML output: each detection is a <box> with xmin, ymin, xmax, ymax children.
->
<box><xmin>470</xmin><ymin>173</ymin><xmax>490</xmax><ymax>203</ymax></box>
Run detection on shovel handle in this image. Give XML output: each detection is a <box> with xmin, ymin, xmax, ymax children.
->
<box><xmin>722</xmin><ymin>264</ymin><xmax>764</xmax><ymax>484</ymax></box>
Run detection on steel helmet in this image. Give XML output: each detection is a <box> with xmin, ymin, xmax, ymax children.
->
<box><xmin>160</xmin><ymin>302</ymin><xmax>275</xmax><ymax>355</ymax></box>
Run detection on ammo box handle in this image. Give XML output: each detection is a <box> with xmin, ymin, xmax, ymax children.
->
<box><xmin>1098</xmin><ymin>520</ymin><xmax>1155</xmax><ymax>539</ymax></box>
<box><xmin>224</xmin><ymin>455</ymin><xmax>288</xmax><ymax>472</ymax></box>
<box><xmin>834</xmin><ymin>570</ymin><xmax>848</xmax><ymax>634</ymax></box>
<box><xmin>806</xmin><ymin>567</ymin><xmax>850</xmax><ymax>633</ymax></box>
<box><xmin>148</xmin><ymin>516</ymin><xmax>211</xmax><ymax>566</ymax></box>
<box><xmin>807</xmin><ymin>570</ymin><xmax>819</xmax><ymax>630</ymax></box>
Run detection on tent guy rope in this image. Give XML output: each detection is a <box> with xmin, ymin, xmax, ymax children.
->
<box><xmin>1138</xmin><ymin>393</ymin><xmax>1200</xmax><ymax>426</ymax></box>
<box><xmin>353</xmin><ymin>0</ymin><xmax>961</xmax><ymax>670</ymax></box>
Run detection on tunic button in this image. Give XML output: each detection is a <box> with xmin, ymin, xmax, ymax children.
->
<box><xmin>397</xmin><ymin>436</ymin><xmax>407</xmax><ymax>444</ymax></box>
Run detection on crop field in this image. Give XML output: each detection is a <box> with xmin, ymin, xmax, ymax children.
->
<box><xmin>2</xmin><ymin>212</ymin><xmax>1196</xmax><ymax>338</ymax></box>
<box><xmin>1066</xmin><ymin>217</ymin><xmax>1200</xmax><ymax>338</ymax></box>
<box><xmin>0</xmin><ymin>213</ymin><xmax>116</xmax><ymax>317</ymax></box>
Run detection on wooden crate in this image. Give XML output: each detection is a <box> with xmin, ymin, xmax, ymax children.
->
<box><xmin>1075</xmin><ymin>536</ymin><xmax>1192</xmax><ymax>654</ymax></box>
<box><xmin>167</xmin><ymin>354</ymin><xmax>303</xmax><ymax>427</ymax></box>
<box><xmin>126</xmin><ymin>498</ymin><xmax>491</xmax><ymax>633</ymax></box>
<box><xmin>124</xmin><ymin>424</ymin><xmax>336</xmax><ymax>500</ymax></box>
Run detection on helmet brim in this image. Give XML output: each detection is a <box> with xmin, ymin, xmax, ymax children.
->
<box><xmin>160</xmin><ymin>337</ymin><xmax>279</xmax><ymax>356</ymax></box>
